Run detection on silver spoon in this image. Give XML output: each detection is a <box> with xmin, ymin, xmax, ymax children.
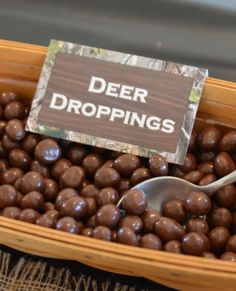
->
<box><xmin>118</xmin><ymin>170</ymin><xmax>236</xmax><ymax>212</ymax></box>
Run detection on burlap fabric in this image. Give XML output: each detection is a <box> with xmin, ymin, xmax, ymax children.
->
<box><xmin>0</xmin><ymin>246</ymin><xmax>172</xmax><ymax>291</ymax></box>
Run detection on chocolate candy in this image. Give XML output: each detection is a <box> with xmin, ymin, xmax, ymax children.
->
<box><xmin>2</xmin><ymin>207</ymin><xmax>21</xmax><ymax>219</ymax></box>
<box><xmin>67</xmin><ymin>144</ymin><xmax>87</xmax><ymax>164</ymax></box>
<box><xmin>2</xmin><ymin>134</ymin><xmax>21</xmax><ymax>151</ymax></box>
<box><xmin>0</xmin><ymin>158</ymin><xmax>9</xmax><ymax>173</ymax></box>
<box><xmin>149</xmin><ymin>154</ymin><xmax>168</xmax><ymax>176</ymax></box>
<box><xmin>51</xmin><ymin>158</ymin><xmax>72</xmax><ymax>180</ymax></box>
<box><xmin>183</xmin><ymin>170</ymin><xmax>204</xmax><ymax>184</ymax></box>
<box><xmin>0</xmin><ymin>185</ymin><xmax>17</xmax><ymax>209</ymax></box>
<box><xmin>162</xmin><ymin>199</ymin><xmax>186</xmax><ymax>223</ymax></box>
<box><xmin>43</xmin><ymin>179</ymin><xmax>58</xmax><ymax>202</ymax></box>
<box><xmin>35</xmin><ymin>138</ymin><xmax>61</xmax><ymax>165</ymax></box>
<box><xmin>139</xmin><ymin>234</ymin><xmax>162</xmax><ymax>250</ymax></box>
<box><xmin>20</xmin><ymin>171</ymin><xmax>45</xmax><ymax>194</ymax></box>
<box><xmin>183</xmin><ymin>191</ymin><xmax>211</xmax><ymax>216</ymax></box>
<box><xmin>226</xmin><ymin>235</ymin><xmax>236</xmax><ymax>253</ymax></box>
<box><xmin>209</xmin><ymin>207</ymin><xmax>233</xmax><ymax>228</ymax></box>
<box><xmin>85</xmin><ymin>197</ymin><xmax>97</xmax><ymax>216</ymax></box>
<box><xmin>215</xmin><ymin>184</ymin><xmax>236</xmax><ymax>208</ymax></box>
<box><xmin>93</xmin><ymin>226</ymin><xmax>112</xmax><ymax>241</ymax></box>
<box><xmin>97</xmin><ymin>187</ymin><xmax>119</xmax><ymax>206</ymax></box>
<box><xmin>113</xmin><ymin>154</ymin><xmax>141</xmax><ymax>177</ymax></box>
<box><xmin>202</xmin><ymin>252</ymin><xmax>217</xmax><ymax>259</ymax></box>
<box><xmin>220</xmin><ymin>252</ymin><xmax>236</xmax><ymax>262</ymax></box>
<box><xmin>186</xmin><ymin>218</ymin><xmax>209</xmax><ymax>235</ymax></box>
<box><xmin>20</xmin><ymin>191</ymin><xmax>44</xmax><ymax>211</ymax></box>
<box><xmin>198</xmin><ymin>174</ymin><xmax>216</xmax><ymax>186</ymax></box>
<box><xmin>5</xmin><ymin>119</ymin><xmax>25</xmax><ymax>141</ymax></box>
<box><xmin>182</xmin><ymin>232</ymin><xmax>210</xmax><ymax>256</ymax></box>
<box><xmin>209</xmin><ymin>226</ymin><xmax>230</xmax><ymax>253</ymax></box>
<box><xmin>178</xmin><ymin>153</ymin><xmax>196</xmax><ymax>173</ymax></box>
<box><xmin>117</xmin><ymin>179</ymin><xmax>131</xmax><ymax>193</ymax></box>
<box><xmin>130</xmin><ymin>167</ymin><xmax>151</xmax><ymax>186</ymax></box>
<box><xmin>86</xmin><ymin>215</ymin><xmax>96</xmax><ymax>228</ymax></box>
<box><xmin>9</xmin><ymin>149</ymin><xmax>31</xmax><ymax>170</ymax></box>
<box><xmin>197</xmin><ymin>126</ymin><xmax>221</xmax><ymax>151</ymax></box>
<box><xmin>164</xmin><ymin>240</ymin><xmax>182</xmax><ymax>254</ymax></box>
<box><xmin>94</xmin><ymin>167</ymin><xmax>121</xmax><ymax>188</ymax></box>
<box><xmin>43</xmin><ymin>202</ymin><xmax>55</xmax><ymax>212</ymax></box>
<box><xmin>60</xmin><ymin>166</ymin><xmax>85</xmax><ymax>189</ymax></box>
<box><xmin>82</xmin><ymin>153</ymin><xmax>104</xmax><ymax>176</ymax></box>
<box><xmin>56</xmin><ymin>217</ymin><xmax>82</xmax><ymax>234</ymax></box>
<box><xmin>36</xmin><ymin>214</ymin><xmax>55</xmax><ymax>228</ymax></box>
<box><xmin>0</xmin><ymin>92</ymin><xmax>18</xmax><ymax>107</ymax></box>
<box><xmin>154</xmin><ymin>217</ymin><xmax>185</xmax><ymax>242</ymax></box>
<box><xmin>197</xmin><ymin>151</ymin><xmax>216</xmax><ymax>163</ymax></box>
<box><xmin>0</xmin><ymin>167</ymin><xmax>23</xmax><ymax>185</ymax></box>
<box><xmin>219</xmin><ymin>130</ymin><xmax>236</xmax><ymax>153</ymax></box>
<box><xmin>0</xmin><ymin>121</ymin><xmax>7</xmax><ymax>138</ymax></box>
<box><xmin>60</xmin><ymin>196</ymin><xmax>88</xmax><ymax>219</ymax></box>
<box><xmin>82</xmin><ymin>227</ymin><xmax>93</xmax><ymax>237</ymax></box>
<box><xmin>30</xmin><ymin>160</ymin><xmax>51</xmax><ymax>178</ymax></box>
<box><xmin>55</xmin><ymin>188</ymin><xmax>78</xmax><ymax>210</ymax></box>
<box><xmin>19</xmin><ymin>209</ymin><xmax>40</xmax><ymax>223</ymax></box>
<box><xmin>123</xmin><ymin>189</ymin><xmax>147</xmax><ymax>215</ymax></box>
<box><xmin>96</xmin><ymin>204</ymin><xmax>120</xmax><ymax>228</ymax></box>
<box><xmin>141</xmin><ymin>209</ymin><xmax>161</xmax><ymax>233</ymax></box>
<box><xmin>81</xmin><ymin>184</ymin><xmax>99</xmax><ymax>198</ymax></box>
<box><xmin>118</xmin><ymin>215</ymin><xmax>143</xmax><ymax>233</ymax></box>
<box><xmin>214</xmin><ymin>152</ymin><xmax>235</xmax><ymax>177</ymax></box>
<box><xmin>45</xmin><ymin>210</ymin><xmax>60</xmax><ymax>223</ymax></box>
<box><xmin>116</xmin><ymin>227</ymin><xmax>138</xmax><ymax>246</ymax></box>
<box><xmin>22</xmin><ymin>134</ymin><xmax>41</xmax><ymax>155</ymax></box>
<box><xmin>4</xmin><ymin>101</ymin><xmax>25</xmax><ymax>120</ymax></box>
<box><xmin>197</xmin><ymin>162</ymin><xmax>214</xmax><ymax>174</ymax></box>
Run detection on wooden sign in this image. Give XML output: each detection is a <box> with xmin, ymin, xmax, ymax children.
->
<box><xmin>26</xmin><ymin>40</ymin><xmax>208</xmax><ymax>164</ymax></box>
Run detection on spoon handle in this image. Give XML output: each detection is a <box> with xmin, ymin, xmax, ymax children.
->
<box><xmin>199</xmin><ymin>170</ymin><xmax>236</xmax><ymax>195</ymax></box>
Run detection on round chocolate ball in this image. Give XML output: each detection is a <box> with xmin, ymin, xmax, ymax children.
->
<box><xmin>0</xmin><ymin>185</ymin><xmax>17</xmax><ymax>209</ymax></box>
<box><xmin>30</xmin><ymin>160</ymin><xmax>51</xmax><ymax>178</ymax></box>
<box><xmin>2</xmin><ymin>206</ymin><xmax>21</xmax><ymax>219</ymax></box>
<box><xmin>183</xmin><ymin>170</ymin><xmax>205</xmax><ymax>184</ymax></box>
<box><xmin>162</xmin><ymin>199</ymin><xmax>186</xmax><ymax>223</ymax></box>
<box><xmin>164</xmin><ymin>240</ymin><xmax>182</xmax><ymax>254</ymax></box>
<box><xmin>9</xmin><ymin>149</ymin><xmax>31</xmax><ymax>170</ymax></box>
<box><xmin>45</xmin><ymin>210</ymin><xmax>60</xmax><ymax>223</ymax></box>
<box><xmin>123</xmin><ymin>189</ymin><xmax>147</xmax><ymax>215</ymax></box>
<box><xmin>43</xmin><ymin>202</ymin><xmax>55</xmax><ymax>212</ymax></box>
<box><xmin>35</xmin><ymin>138</ymin><xmax>61</xmax><ymax>165</ymax></box>
<box><xmin>22</xmin><ymin>134</ymin><xmax>41</xmax><ymax>155</ymax></box>
<box><xmin>19</xmin><ymin>209</ymin><xmax>40</xmax><ymax>224</ymax></box>
<box><xmin>20</xmin><ymin>171</ymin><xmax>45</xmax><ymax>194</ymax></box>
<box><xmin>67</xmin><ymin>144</ymin><xmax>87</xmax><ymax>164</ymax></box>
<box><xmin>197</xmin><ymin>126</ymin><xmax>221</xmax><ymax>151</ymax></box>
<box><xmin>94</xmin><ymin>167</ymin><xmax>121</xmax><ymax>188</ymax></box>
<box><xmin>149</xmin><ymin>154</ymin><xmax>168</xmax><ymax>176</ymax></box>
<box><xmin>60</xmin><ymin>166</ymin><xmax>85</xmax><ymax>189</ymax></box>
<box><xmin>81</xmin><ymin>184</ymin><xmax>99</xmax><ymax>198</ymax></box>
<box><xmin>198</xmin><ymin>174</ymin><xmax>216</xmax><ymax>186</ymax></box>
<box><xmin>0</xmin><ymin>168</ymin><xmax>23</xmax><ymax>185</ymax></box>
<box><xmin>141</xmin><ymin>209</ymin><xmax>161</xmax><ymax>233</ymax></box>
<box><xmin>20</xmin><ymin>191</ymin><xmax>44</xmax><ymax>211</ymax></box>
<box><xmin>84</xmin><ymin>197</ymin><xmax>97</xmax><ymax>217</ymax></box>
<box><xmin>55</xmin><ymin>188</ymin><xmax>78</xmax><ymax>210</ymax></box>
<box><xmin>36</xmin><ymin>214</ymin><xmax>55</xmax><ymax>228</ymax></box>
<box><xmin>215</xmin><ymin>184</ymin><xmax>236</xmax><ymax>208</ymax></box>
<box><xmin>4</xmin><ymin>101</ymin><xmax>25</xmax><ymax>120</ymax></box>
<box><xmin>183</xmin><ymin>191</ymin><xmax>211</xmax><ymax>216</ymax></box>
<box><xmin>43</xmin><ymin>179</ymin><xmax>58</xmax><ymax>202</ymax></box>
<box><xmin>197</xmin><ymin>161</ymin><xmax>214</xmax><ymax>175</ymax></box>
<box><xmin>220</xmin><ymin>252</ymin><xmax>236</xmax><ymax>262</ymax></box>
<box><xmin>219</xmin><ymin>130</ymin><xmax>236</xmax><ymax>153</ymax></box>
<box><xmin>96</xmin><ymin>204</ymin><xmax>120</xmax><ymax>228</ymax></box>
<box><xmin>116</xmin><ymin>227</ymin><xmax>138</xmax><ymax>246</ymax></box>
<box><xmin>130</xmin><ymin>167</ymin><xmax>151</xmax><ymax>186</ymax></box>
<box><xmin>214</xmin><ymin>152</ymin><xmax>235</xmax><ymax>177</ymax></box>
<box><xmin>209</xmin><ymin>226</ymin><xmax>230</xmax><ymax>253</ymax></box>
<box><xmin>60</xmin><ymin>196</ymin><xmax>88</xmax><ymax>219</ymax></box>
<box><xmin>139</xmin><ymin>234</ymin><xmax>162</xmax><ymax>250</ymax></box>
<box><xmin>97</xmin><ymin>187</ymin><xmax>119</xmax><ymax>207</ymax></box>
<box><xmin>154</xmin><ymin>217</ymin><xmax>185</xmax><ymax>242</ymax></box>
<box><xmin>82</xmin><ymin>227</ymin><xmax>93</xmax><ymax>237</ymax></box>
<box><xmin>209</xmin><ymin>207</ymin><xmax>232</xmax><ymax>228</ymax></box>
<box><xmin>101</xmin><ymin>159</ymin><xmax>114</xmax><ymax>169</ymax></box>
<box><xmin>51</xmin><ymin>158</ymin><xmax>72</xmax><ymax>180</ymax></box>
<box><xmin>113</xmin><ymin>154</ymin><xmax>141</xmax><ymax>177</ymax></box>
<box><xmin>56</xmin><ymin>217</ymin><xmax>82</xmax><ymax>234</ymax></box>
<box><xmin>2</xmin><ymin>134</ymin><xmax>21</xmax><ymax>151</ymax></box>
<box><xmin>119</xmin><ymin>215</ymin><xmax>143</xmax><ymax>233</ymax></box>
<box><xmin>5</xmin><ymin>119</ymin><xmax>25</xmax><ymax>141</ymax></box>
<box><xmin>178</xmin><ymin>153</ymin><xmax>196</xmax><ymax>173</ymax></box>
<box><xmin>186</xmin><ymin>218</ymin><xmax>209</xmax><ymax>235</ymax></box>
<box><xmin>202</xmin><ymin>252</ymin><xmax>217</xmax><ymax>259</ymax></box>
<box><xmin>226</xmin><ymin>235</ymin><xmax>236</xmax><ymax>253</ymax></box>
<box><xmin>0</xmin><ymin>91</ymin><xmax>18</xmax><ymax>107</ymax></box>
<box><xmin>82</xmin><ymin>153</ymin><xmax>104</xmax><ymax>176</ymax></box>
<box><xmin>182</xmin><ymin>232</ymin><xmax>210</xmax><ymax>256</ymax></box>
<box><xmin>93</xmin><ymin>226</ymin><xmax>112</xmax><ymax>241</ymax></box>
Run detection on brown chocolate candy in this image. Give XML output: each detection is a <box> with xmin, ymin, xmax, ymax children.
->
<box><xmin>183</xmin><ymin>170</ymin><xmax>205</xmax><ymax>184</ymax></box>
<box><xmin>226</xmin><ymin>235</ymin><xmax>236</xmax><ymax>253</ymax></box>
<box><xmin>45</xmin><ymin>210</ymin><xmax>60</xmax><ymax>223</ymax></box>
<box><xmin>19</xmin><ymin>209</ymin><xmax>40</xmax><ymax>223</ymax></box>
<box><xmin>130</xmin><ymin>168</ymin><xmax>151</xmax><ymax>186</ymax></box>
<box><xmin>97</xmin><ymin>187</ymin><xmax>119</xmax><ymax>207</ymax></box>
<box><xmin>60</xmin><ymin>166</ymin><xmax>85</xmax><ymax>189</ymax></box>
<box><xmin>209</xmin><ymin>226</ymin><xmax>230</xmax><ymax>253</ymax></box>
<box><xmin>4</xmin><ymin>101</ymin><xmax>25</xmax><ymax>120</ymax></box>
<box><xmin>82</xmin><ymin>227</ymin><xmax>93</xmax><ymax>237</ymax></box>
<box><xmin>85</xmin><ymin>197</ymin><xmax>97</xmax><ymax>217</ymax></box>
<box><xmin>14</xmin><ymin>177</ymin><xmax>22</xmax><ymax>191</ymax></box>
<box><xmin>67</xmin><ymin>144</ymin><xmax>87</xmax><ymax>164</ymax></box>
<box><xmin>219</xmin><ymin>130</ymin><xmax>236</xmax><ymax>153</ymax></box>
<box><xmin>43</xmin><ymin>202</ymin><xmax>55</xmax><ymax>212</ymax></box>
<box><xmin>36</xmin><ymin>214</ymin><xmax>55</xmax><ymax>228</ymax></box>
<box><xmin>96</xmin><ymin>204</ymin><xmax>120</xmax><ymax>228</ymax></box>
<box><xmin>101</xmin><ymin>159</ymin><xmax>114</xmax><ymax>169</ymax></box>
<box><xmin>162</xmin><ymin>199</ymin><xmax>186</xmax><ymax>223</ymax></box>
<box><xmin>184</xmin><ymin>191</ymin><xmax>211</xmax><ymax>216</ymax></box>
<box><xmin>197</xmin><ymin>161</ymin><xmax>214</xmax><ymax>175</ymax></box>
<box><xmin>51</xmin><ymin>158</ymin><xmax>72</xmax><ymax>180</ymax></box>
<box><xmin>186</xmin><ymin>218</ymin><xmax>209</xmax><ymax>235</ymax></box>
<box><xmin>5</xmin><ymin>119</ymin><xmax>25</xmax><ymax>141</ymax></box>
<box><xmin>116</xmin><ymin>227</ymin><xmax>138</xmax><ymax>246</ymax></box>
<box><xmin>139</xmin><ymin>234</ymin><xmax>162</xmax><ymax>250</ymax></box>
<box><xmin>141</xmin><ymin>209</ymin><xmax>161</xmax><ymax>233</ymax></box>
<box><xmin>2</xmin><ymin>206</ymin><xmax>21</xmax><ymax>219</ymax></box>
<box><xmin>154</xmin><ymin>217</ymin><xmax>185</xmax><ymax>242</ymax></box>
<box><xmin>35</xmin><ymin>138</ymin><xmax>61</xmax><ymax>165</ymax></box>
<box><xmin>20</xmin><ymin>171</ymin><xmax>45</xmax><ymax>194</ymax></box>
<box><xmin>182</xmin><ymin>232</ymin><xmax>210</xmax><ymax>256</ymax></box>
<box><xmin>214</xmin><ymin>152</ymin><xmax>235</xmax><ymax>177</ymax></box>
<box><xmin>82</xmin><ymin>153</ymin><xmax>104</xmax><ymax>176</ymax></box>
<box><xmin>197</xmin><ymin>126</ymin><xmax>221</xmax><ymax>151</ymax></box>
<box><xmin>16</xmin><ymin>192</ymin><xmax>23</xmax><ymax>206</ymax></box>
<box><xmin>215</xmin><ymin>184</ymin><xmax>236</xmax><ymax>209</ymax></box>
<box><xmin>60</xmin><ymin>196</ymin><xmax>88</xmax><ymax>219</ymax></box>
<box><xmin>0</xmin><ymin>92</ymin><xmax>18</xmax><ymax>107</ymax></box>
<box><xmin>113</xmin><ymin>154</ymin><xmax>141</xmax><ymax>177</ymax></box>
<box><xmin>123</xmin><ymin>189</ymin><xmax>147</xmax><ymax>215</ymax></box>
<box><xmin>0</xmin><ymin>121</ymin><xmax>7</xmax><ymax>138</ymax></box>
<box><xmin>94</xmin><ymin>167</ymin><xmax>121</xmax><ymax>188</ymax></box>
<box><xmin>178</xmin><ymin>153</ymin><xmax>196</xmax><ymax>173</ymax></box>
<box><xmin>81</xmin><ymin>184</ymin><xmax>99</xmax><ymax>198</ymax></box>
<box><xmin>202</xmin><ymin>252</ymin><xmax>217</xmax><ymax>259</ymax></box>
<box><xmin>220</xmin><ymin>252</ymin><xmax>236</xmax><ymax>262</ymax></box>
<box><xmin>56</xmin><ymin>217</ymin><xmax>81</xmax><ymax>234</ymax></box>
<box><xmin>198</xmin><ymin>174</ymin><xmax>216</xmax><ymax>186</ymax></box>
<box><xmin>9</xmin><ymin>149</ymin><xmax>31</xmax><ymax>170</ymax></box>
<box><xmin>55</xmin><ymin>188</ymin><xmax>78</xmax><ymax>210</ymax></box>
<box><xmin>149</xmin><ymin>154</ymin><xmax>168</xmax><ymax>176</ymax></box>
<box><xmin>164</xmin><ymin>240</ymin><xmax>182</xmax><ymax>254</ymax></box>
<box><xmin>30</xmin><ymin>160</ymin><xmax>51</xmax><ymax>178</ymax></box>
<box><xmin>22</xmin><ymin>134</ymin><xmax>41</xmax><ymax>155</ymax></box>
<box><xmin>86</xmin><ymin>215</ymin><xmax>96</xmax><ymax>228</ymax></box>
<box><xmin>0</xmin><ymin>167</ymin><xmax>23</xmax><ymax>185</ymax></box>
<box><xmin>93</xmin><ymin>226</ymin><xmax>112</xmax><ymax>241</ymax></box>
<box><xmin>0</xmin><ymin>185</ymin><xmax>17</xmax><ymax>209</ymax></box>
<box><xmin>209</xmin><ymin>207</ymin><xmax>233</xmax><ymax>228</ymax></box>
<box><xmin>20</xmin><ymin>191</ymin><xmax>44</xmax><ymax>211</ymax></box>
<box><xmin>43</xmin><ymin>179</ymin><xmax>58</xmax><ymax>202</ymax></box>
<box><xmin>197</xmin><ymin>151</ymin><xmax>216</xmax><ymax>163</ymax></box>
<box><xmin>2</xmin><ymin>134</ymin><xmax>21</xmax><ymax>151</ymax></box>
<box><xmin>119</xmin><ymin>215</ymin><xmax>143</xmax><ymax>233</ymax></box>
<box><xmin>0</xmin><ymin>159</ymin><xmax>9</xmax><ymax>173</ymax></box>
<box><xmin>117</xmin><ymin>179</ymin><xmax>131</xmax><ymax>193</ymax></box>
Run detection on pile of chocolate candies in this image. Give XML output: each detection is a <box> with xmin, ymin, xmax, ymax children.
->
<box><xmin>0</xmin><ymin>91</ymin><xmax>236</xmax><ymax>262</ymax></box>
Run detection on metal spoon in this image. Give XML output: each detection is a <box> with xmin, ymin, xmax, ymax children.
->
<box><xmin>118</xmin><ymin>170</ymin><xmax>236</xmax><ymax>212</ymax></box>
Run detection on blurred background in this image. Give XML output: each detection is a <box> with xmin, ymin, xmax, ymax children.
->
<box><xmin>0</xmin><ymin>0</ymin><xmax>236</xmax><ymax>82</ymax></box>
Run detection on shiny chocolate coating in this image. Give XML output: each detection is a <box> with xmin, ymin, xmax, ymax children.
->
<box><xmin>209</xmin><ymin>207</ymin><xmax>233</xmax><ymax>228</ymax></box>
<box><xmin>0</xmin><ymin>185</ymin><xmax>17</xmax><ymax>209</ymax></box>
<box><xmin>2</xmin><ymin>206</ymin><xmax>21</xmax><ymax>219</ymax></box>
<box><xmin>20</xmin><ymin>191</ymin><xmax>44</xmax><ymax>211</ymax></box>
<box><xmin>43</xmin><ymin>202</ymin><xmax>55</xmax><ymax>212</ymax></box>
<box><xmin>30</xmin><ymin>160</ymin><xmax>51</xmax><ymax>178</ymax></box>
<box><xmin>219</xmin><ymin>130</ymin><xmax>236</xmax><ymax>153</ymax></box>
<box><xmin>164</xmin><ymin>240</ymin><xmax>182</xmax><ymax>254</ymax></box>
<box><xmin>214</xmin><ymin>152</ymin><xmax>235</xmax><ymax>177</ymax></box>
<box><xmin>202</xmin><ymin>252</ymin><xmax>217</xmax><ymax>259</ymax></box>
<box><xmin>123</xmin><ymin>189</ymin><xmax>147</xmax><ymax>215</ymax></box>
<box><xmin>0</xmin><ymin>121</ymin><xmax>7</xmax><ymax>138</ymax></box>
<box><xmin>60</xmin><ymin>166</ymin><xmax>85</xmax><ymax>189</ymax></box>
<box><xmin>20</xmin><ymin>171</ymin><xmax>45</xmax><ymax>194</ymax></box>
<box><xmin>67</xmin><ymin>144</ymin><xmax>87</xmax><ymax>164</ymax></box>
<box><xmin>19</xmin><ymin>209</ymin><xmax>40</xmax><ymax>223</ymax></box>
<box><xmin>86</xmin><ymin>215</ymin><xmax>96</xmax><ymax>228</ymax></box>
<box><xmin>0</xmin><ymin>158</ymin><xmax>9</xmax><ymax>173</ymax></box>
<box><xmin>82</xmin><ymin>153</ymin><xmax>104</xmax><ymax>176</ymax></box>
<box><xmin>141</xmin><ymin>209</ymin><xmax>161</xmax><ymax>233</ymax></box>
<box><xmin>97</xmin><ymin>187</ymin><xmax>119</xmax><ymax>207</ymax></box>
<box><xmin>198</xmin><ymin>174</ymin><xmax>216</xmax><ymax>186</ymax></box>
<box><xmin>113</xmin><ymin>154</ymin><xmax>141</xmax><ymax>177</ymax></box>
<box><xmin>117</xmin><ymin>179</ymin><xmax>131</xmax><ymax>193</ymax></box>
<box><xmin>45</xmin><ymin>210</ymin><xmax>60</xmax><ymax>223</ymax></box>
<box><xmin>4</xmin><ymin>101</ymin><xmax>25</xmax><ymax>120</ymax></box>
<box><xmin>162</xmin><ymin>199</ymin><xmax>186</xmax><ymax>223</ymax></box>
<box><xmin>209</xmin><ymin>226</ymin><xmax>230</xmax><ymax>253</ymax></box>
<box><xmin>82</xmin><ymin>227</ymin><xmax>93</xmax><ymax>237</ymax></box>
<box><xmin>9</xmin><ymin>149</ymin><xmax>31</xmax><ymax>170</ymax></box>
<box><xmin>215</xmin><ymin>184</ymin><xmax>236</xmax><ymax>208</ymax></box>
<box><xmin>116</xmin><ymin>227</ymin><xmax>138</xmax><ymax>246</ymax></box>
<box><xmin>14</xmin><ymin>177</ymin><xmax>23</xmax><ymax>191</ymax></box>
<box><xmin>186</xmin><ymin>218</ymin><xmax>209</xmax><ymax>235</ymax></box>
<box><xmin>51</xmin><ymin>158</ymin><xmax>72</xmax><ymax>180</ymax></box>
<box><xmin>81</xmin><ymin>184</ymin><xmax>99</xmax><ymax>198</ymax></box>
<box><xmin>130</xmin><ymin>168</ymin><xmax>151</xmax><ymax>186</ymax></box>
<box><xmin>119</xmin><ymin>215</ymin><xmax>143</xmax><ymax>233</ymax></box>
<box><xmin>197</xmin><ymin>126</ymin><xmax>221</xmax><ymax>151</ymax></box>
<box><xmin>188</xmin><ymin>131</ymin><xmax>197</xmax><ymax>153</ymax></box>
<box><xmin>139</xmin><ymin>234</ymin><xmax>162</xmax><ymax>250</ymax></box>
<box><xmin>55</xmin><ymin>188</ymin><xmax>78</xmax><ymax>210</ymax></box>
<box><xmin>35</xmin><ymin>139</ymin><xmax>61</xmax><ymax>165</ymax></box>
<box><xmin>0</xmin><ymin>92</ymin><xmax>18</xmax><ymax>107</ymax></box>
<box><xmin>154</xmin><ymin>217</ymin><xmax>185</xmax><ymax>242</ymax></box>
<box><xmin>226</xmin><ymin>235</ymin><xmax>236</xmax><ymax>253</ymax></box>
<box><xmin>197</xmin><ymin>161</ymin><xmax>214</xmax><ymax>175</ymax></box>
<box><xmin>22</xmin><ymin>134</ymin><xmax>41</xmax><ymax>155</ymax></box>
<box><xmin>5</xmin><ymin>119</ymin><xmax>25</xmax><ymax>141</ymax></box>
<box><xmin>60</xmin><ymin>196</ymin><xmax>88</xmax><ymax>219</ymax></box>
<box><xmin>36</xmin><ymin>214</ymin><xmax>55</xmax><ymax>228</ymax></box>
<box><xmin>96</xmin><ymin>204</ymin><xmax>120</xmax><ymax>228</ymax></box>
<box><xmin>56</xmin><ymin>217</ymin><xmax>81</xmax><ymax>234</ymax></box>
<box><xmin>0</xmin><ymin>167</ymin><xmax>23</xmax><ymax>185</ymax></box>
<box><xmin>183</xmin><ymin>170</ymin><xmax>205</xmax><ymax>184</ymax></box>
<box><xmin>197</xmin><ymin>151</ymin><xmax>216</xmax><ymax>163</ymax></box>
<box><xmin>184</xmin><ymin>191</ymin><xmax>211</xmax><ymax>216</ymax></box>
<box><xmin>182</xmin><ymin>232</ymin><xmax>210</xmax><ymax>256</ymax></box>
<box><xmin>178</xmin><ymin>153</ymin><xmax>196</xmax><ymax>173</ymax></box>
<box><xmin>220</xmin><ymin>252</ymin><xmax>236</xmax><ymax>262</ymax></box>
<box><xmin>93</xmin><ymin>226</ymin><xmax>112</xmax><ymax>241</ymax></box>
<box><xmin>94</xmin><ymin>167</ymin><xmax>121</xmax><ymax>188</ymax></box>
<box><xmin>2</xmin><ymin>134</ymin><xmax>21</xmax><ymax>151</ymax></box>
<box><xmin>85</xmin><ymin>197</ymin><xmax>97</xmax><ymax>217</ymax></box>
<box><xmin>149</xmin><ymin>154</ymin><xmax>168</xmax><ymax>176</ymax></box>
<box><xmin>43</xmin><ymin>179</ymin><xmax>58</xmax><ymax>202</ymax></box>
